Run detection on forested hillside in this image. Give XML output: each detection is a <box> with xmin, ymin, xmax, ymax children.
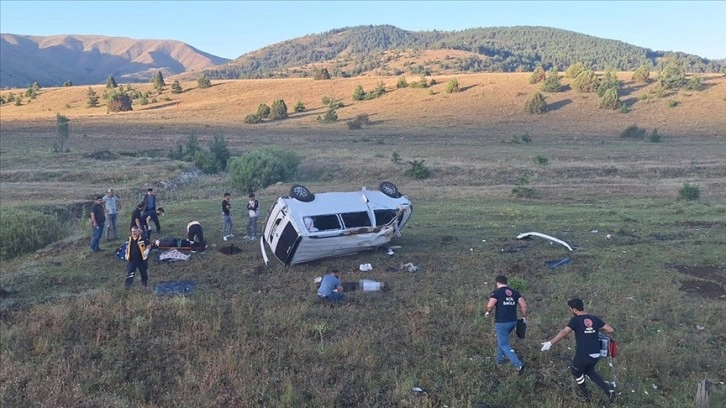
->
<box><xmin>206</xmin><ymin>25</ymin><xmax>723</xmax><ymax>79</ymax></box>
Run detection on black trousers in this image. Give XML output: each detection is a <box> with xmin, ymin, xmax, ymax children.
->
<box><xmin>187</xmin><ymin>224</ymin><xmax>205</xmax><ymax>250</ymax></box>
<box><xmin>571</xmin><ymin>354</ymin><xmax>610</xmax><ymax>395</ymax></box>
<box><xmin>126</xmin><ymin>260</ymin><xmax>148</xmax><ymax>287</ymax></box>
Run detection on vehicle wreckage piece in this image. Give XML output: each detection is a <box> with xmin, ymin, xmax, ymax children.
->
<box><xmin>516</xmin><ymin>231</ymin><xmax>573</xmax><ymax>251</ymax></box>
<box><xmin>262</xmin><ymin>182</ymin><xmax>413</xmax><ymax>266</ymax></box>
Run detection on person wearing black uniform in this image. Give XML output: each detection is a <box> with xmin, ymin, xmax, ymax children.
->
<box><xmin>125</xmin><ymin>226</ymin><xmax>150</xmax><ymax>288</ymax></box>
<box><xmin>485</xmin><ymin>274</ymin><xmax>528</xmax><ymax>374</ymax></box>
<box><xmin>541</xmin><ymin>298</ymin><xmax>615</xmax><ymax>403</ymax></box>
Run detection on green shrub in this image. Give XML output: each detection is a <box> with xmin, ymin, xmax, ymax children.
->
<box><xmin>540</xmin><ymin>68</ymin><xmax>562</xmax><ymax>92</ymax></box>
<box><xmin>529</xmin><ymin>66</ymin><xmax>546</xmax><ymax>84</ymax></box>
<box><xmin>347</xmin><ymin>113</ymin><xmax>369</xmax><ymax>129</ymax></box>
<box><xmin>564</xmin><ymin>62</ymin><xmax>587</xmax><ymax>79</ymax></box>
<box><xmin>573</xmin><ymin>69</ymin><xmax>599</xmax><ymax>93</ymax></box>
<box><xmin>244</xmin><ymin>113</ymin><xmax>262</xmax><ymax>124</ymax></box>
<box><xmin>352</xmin><ymin>85</ymin><xmax>365</xmax><ymax>101</ymax></box>
<box><xmin>269</xmin><ymin>99</ymin><xmax>288</xmax><ymax>119</ymax></box>
<box><xmin>257</xmin><ymin>103</ymin><xmax>271</xmax><ymax>118</ymax></box>
<box><xmin>228</xmin><ymin>147</ymin><xmax>300</xmax><ymax>191</ymax></box>
<box><xmin>632</xmin><ymin>64</ymin><xmax>650</xmax><ymax>83</ymax></box>
<box><xmin>598</xmin><ymin>87</ymin><xmax>620</xmax><ymax>110</ymax></box>
<box><xmin>649</xmin><ymin>129</ymin><xmax>661</xmax><ymax>143</ymax></box>
<box><xmin>684</xmin><ymin>76</ymin><xmax>705</xmax><ymax>91</ymax></box>
<box><xmin>317</xmin><ymin>107</ymin><xmax>338</xmax><ymax>122</ymax></box>
<box><xmin>658</xmin><ymin>59</ymin><xmax>686</xmax><ymax>90</ymax></box>
<box><xmin>667</xmin><ymin>99</ymin><xmax>679</xmax><ymax>108</ymax></box>
<box><xmin>445</xmin><ymin>78</ymin><xmax>460</xmax><ymax>93</ymax></box>
<box><xmin>313</xmin><ymin>68</ymin><xmax>331</xmax><ymax>80</ymax></box>
<box><xmin>171</xmin><ymin>80</ymin><xmax>183</xmax><ymax>94</ymax></box>
<box><xmin>107</xmin><ymin>93</ymin><xmax>132</xmax><ymax>112</ymax></box>
<box><xmin>524</xmin><ymin>92</ymin><xmax>547</xmax><ymax>114</ymax></box>
<box><xmin>508</xmin><ymin>276</ymin><xmax>529</xmax><ymax>292</ymax></box>
<box><xmin>396</xmin><ymin>77</ymin><xmax>408</xmax><ymax>88</ymax></box>
<box><xmin>294</xmin><ymin>100</ymin><xmax>305</xmax><ymax>112</ymax></box>
<box><xmin>534</xmin><ymin>155</ymin><xmax>549</xmax><ymax>165</ymax></box>
<box><xmin>620</xmin><ymin>124</ymin><xmax>647</xmax><ymax>139</ymax></box>
<box><xmin>197</xmin><ymin>74</ymin><xmax>212</xmax><ymax>89</ymax></box>
<box><xmin>678</xmin><ymin>183</ymin><xmax>700</xmax><ymax>201</ymax></box>
<box><xmin>391</xmin><ymin>152</ymin><xmax>402</xmax><ymax>164</ymax></box>
<box><xmin>0</xmin><ymin>209</ymin><xmax>64</xmax><ymax>260</ymax></box>
<box><xmin>405</xmin><ymin>159</ymin><xmax>431</xmax><ymax>180</ymax></box>
<box><xmin>597</xmin><ymin>70</ymin><xmax>620</xmax><ymax>97</ymax></box>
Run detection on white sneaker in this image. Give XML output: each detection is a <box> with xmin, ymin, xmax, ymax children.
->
<box><xmin>243</xmin><ymin>235</ymin><xmax>250</xmax><ymax>239</ymax></box>
<box><xmin>223</xmin><ymin>236</ymin><xmax>228</xmax><ymax>241</ymax></box>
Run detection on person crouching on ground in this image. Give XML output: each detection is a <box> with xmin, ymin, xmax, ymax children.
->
<box><xmin>125</xmin><ymin>226</ymin><xmax>150</xmax><ymax>288</ymax></box>
<box><xmin>187</xmin><ymin>220</ymin><xmax>207</xmax><ymax>252</ymax></box>
<box><xmin>317</xmin><ymin>270</ymin><xmax>344</xmax><ymax>303</ymax></box>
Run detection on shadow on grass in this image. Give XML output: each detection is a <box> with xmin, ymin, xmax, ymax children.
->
<box><xmin>548</xmin><ymin>99</ymin><xmax>572</xmax><ymax>111</ymax></box>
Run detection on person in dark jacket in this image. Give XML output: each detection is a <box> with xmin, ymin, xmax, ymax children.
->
<box><xmin>125</xmin><ymin>226</ymin><xmax>150</xmax><ymax>288</ymax></box>
<box><xmin>186</xmin><ymin>221</ymin><xmax>207</xmax><ymax>252</ymax></box>
<box><xmin>485</xmin><ymin>274</ymin><xmax>528</xmax><ymax>374</ymax></box>
<box><xmin>89</xmin><ymin>195</ymin><xmax>106</xmax><ymax>252</ymax></box>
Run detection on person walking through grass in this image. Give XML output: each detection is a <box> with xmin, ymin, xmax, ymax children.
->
<box><xmin>89</xmin><ymin>195</ymin><xmax>106</xmax><ymax>252</ymax></box>
<box><xmin>222</xmin><ymin>192</ymin><xmax>234</xmax><ymax>241</ymax></box>
<box><xmin>125</xmin><ymin>226</ymin><xmax>150</xmax><ymax>288</ymax></box>
<box><xmin>245</xmin><ymin>193</ymin><xmax>260</xmax><ymax>240</ymax></box>
<box><xmin>485</xmin><ymin>274</ymin><xmax>528</xmax><ymax>375</ymax></box>
<box><xmin>540</xmin><ymin>298</ymin><xmax>615</xmax><ymax>403</ymax></box>
<box><xmin>103</xmin><ymin>188</ymin><xmax>121</xmax><ymax>241</ymax></box>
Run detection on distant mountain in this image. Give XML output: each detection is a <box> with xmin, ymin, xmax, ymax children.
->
<box><xmin>205</xmin><ymin>25</ymin><xmax>724</xmax><ymax>79</ymax></box>
<box><xmin>0</xmin><ymin>34</ymin><xmax>230</xmax><ymax>88</ymax></box>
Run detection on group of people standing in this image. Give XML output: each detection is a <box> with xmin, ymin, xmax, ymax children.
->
<box><xmin>220</xmin><ymin>192</ymin><xmax>260</xmax><ymax>242</ymax></box>
<box><xmin>485</xmin><ymin>274</ymin><xmax>616</xmax><ymax>404</ymax></box>
<box><xmin>89</xmin><ymin>188</ymin><xmax>124</xmax><ymax>252</ymax></box>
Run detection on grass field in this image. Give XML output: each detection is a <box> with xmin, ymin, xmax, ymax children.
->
<box><xmin>1</xmin><ymin>72</ymin><xmax>725</xmax><ymax>407</ymax></box>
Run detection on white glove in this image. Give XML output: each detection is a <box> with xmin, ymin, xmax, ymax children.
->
<box><xmin>484</xmin><ymin>311</ymin><xmax>490</xmax><ymax>317</ymax></box>
<box><xmin>541</xmin><ymin>341</ymin><xmax>552</xmax><ymax>352</ymax></box>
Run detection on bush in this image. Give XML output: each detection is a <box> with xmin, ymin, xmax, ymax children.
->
<box><xmin>524</xmin><ymin>92</ymin><xmax>547</xmax><ymax>114</ymax></box>
<box><xmin>658</xmin><ymin>59</ymin><xmax>686</xmax><ymax>90</ymax></box>
<box><xmin>228</xmin><ymin>147</ymin><xmax>300</xmax><ymax>191</ymax></box>
<box><xmin>391</xmin><ymin>152</ymin><xmax>402</xmax><ymax>164</ymax></box>
<box><xmin>597</xmin><ymin>70</ymin><xmax>619</xmax><ymax>97</ymax></box>
<box><xmin>445</xmin><ymin>78</ymin><xmax>460</xmax><ymax>93</ymax></box>
<box><xmin>244</xmin><ymin>113</ymin><xmax>262</xmax><ymax>124</ymax></box>
<box><xmin>294</xmin><ymin>100</ymin><xmax>305</xmax><ymax>112</ymax></box>
<box><xmin>197</xmin><ymin>74</ymin><xmax>212</xmax><ymax>89</ymax></box>
<box><xmin>107</xmin><ymin>93</ymin><xmax>132</xmax><ymax>112</ymax></box>
<box><xmin>573</xmin><ymin>69</ymin><xmax>599</xmax><ymax>93</ymax></box>
<box><xmin>257</xmin><ymin>103</ymin><xmax>271</xmax><ymax>118</ymax></box>
<box><xmin>684</xmin><ymin>76</ymin><xmax>705</xmax><ymax>91</ymax></box>
<box><xmin>269</xmin><ymin>99</ymin><xmax>288</xmax><ymax>120</ymax></box>
<box><xmin>317</xmin><ymin>108</ymin><xmax>338</xmax><ymax>122</ymax></box>
<box><xmin>598</xmin><ymin>87</ymin><xmax>620</xmax><ymax>110</ymax></box>
<box><xmin>534</xmin><ymin>155</ymin><xmax>549</xmax><ymax>165</ymax></box>
<box><xmin>649</xmin><ymin>129</ymin><xmax>661</xmax><ymax>143</ymax></box>
<box><xmin>352</xmin><ymin>85</ymin><xmax>365</xmax><ymax>101</ymax></box>
<box><xmin>620</xmin><ymin>124</ymin><xmax>647</xmax><ymax>139</ymax></box>
<box><xmin>396</xmin><ymin>77</ymin><xmax>408</xmax><ymax>88</ymax></box>
<box><xmin>529</xmin><ymin>66</ymin><xmax>546</xmax><ymax>84</ymax></box>
<box><xmin>564</xmin><ymin>62</ymin><xmax>587</xmax><ymax>79</ymax></box>
<box><xmin>540</xmin><ymin>68</ymin><xmax>562</xmax><ymax>92</ymax></box>
<box><xmin>678</xmin><ymin>183</ymin><xmax>700</xmax><ymax>201</ymax></box>
<box><xmin>404</xmin><ymin>159</ymin><xmax>431</xmax><ymax>180</ymax></box>
<box><xmin>171</xmin><ymin>80</ymin><xmax>183</xmax><ymax>94</ymax></box>
<box><xmin>632</xmin><ymin>64</ymin><xmax>650</xmax><ymax>83</ymax></box>
<box><xmin>347</xmin><ymin>113</ymin><xmax>369</xmax><ymax>129</ymax></box>
<box><xmin>667</xmin><ymin>99</ymin><xmax>679</xmax><ymax>108</ymax></box>
<box><xmin>313</xmin><ymin>68</ymin><xmax>331</xmax><ymax>80</ymax></box>
<box><xmin>0</xmin><ymin>209</ymin><xmax>64</xmax><ymax>260</ymax></box>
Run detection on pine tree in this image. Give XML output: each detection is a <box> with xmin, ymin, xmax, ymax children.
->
<box><xmin>151</xmin><ymin>71</ymin><xmax>165</xmax><ymax>91</ymax></box>
<box><xmin>171</xmin><ymin>80</ymin><xmax>183</xmax><ymax>94</ymax></box>
<box><xmin>86</xmin><ymin>87</ymin><xmax>99</xmax><ymax>108</ymax></box>
<box><xmin>106</xmin><ymin>75</ymin><xmax>118</xmax><ymax>89</ymax></box>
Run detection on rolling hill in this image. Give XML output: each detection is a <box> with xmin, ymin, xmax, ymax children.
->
<box><xmin>0</xmin><ymin>34</ymin><xmax>229</xmax><ymax>88</ymax></box>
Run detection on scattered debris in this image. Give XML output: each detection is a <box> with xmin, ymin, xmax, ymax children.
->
<box><xmin>606</xmin><ymin>234</ymin><xmax>612</xmax><ymax>240</ymax></box>
<box><xmin>359</xmin><ymin>263</ymin><xmax>373</xmax><ymax>272</ymax></box>
<box><xmin>696</xmin><ymin>325</ymin><xmax>705</xmax><ymax>331</ymax></box>
<box><xmin>517</xmin><ymin>232</ymin><xmax>573</xmax><ymax>251</ymax></box>
<box><xmin>412</xmin><ymin>387</ymin><xmax>426</xmax><ymax>395</ymax></box>
<box><xmin>386</xmin><ymin>248</ymin><xmax>395</xmax><ymax>256</ymax></box>
<box><xmin>545</xmin><ymin>257</ymin><xmax>572</xmax><ymax>269</ymax></box>
<box><xmin>401</xmin><ymin>262</ymin><xmax>421</xmax><ymax>272</ymax></box>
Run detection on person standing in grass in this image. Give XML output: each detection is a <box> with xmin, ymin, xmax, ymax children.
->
<box><xmin>485</xmin><ymin>274</ymin><xmax>528</xmax><ymax>375</ymax></box>
<box><xmin>125</xmin><ymin>226</ymin><xmax>150</xmax><ymax>288</ymax></box>
<box><xmin>222</xmin><ymin>192</ymin><xmax>234</xmax><ymax>241</ymax></box>
<box><xmin>245</xmin><ymin>193</ymin><xmax>260</xmax><ymax>240</ymax></box>
<box><xmin>540</xmin><ymin>298</ymin><xmax>615</xmax><ymax>403</ymax></box>
<box><xmin>141</xmin><ymin>188</ymin><xmax>161</xmax><ymax>233</ymax></box>
<box><xmin>89</xmin><ymin>195</ymin><xmax>106</xmax><ymax>252</ymax></box>
<box><xmin>103</xmin><ymin>188</ymin><xmax>121</xmax><ymax>241</ymax></box>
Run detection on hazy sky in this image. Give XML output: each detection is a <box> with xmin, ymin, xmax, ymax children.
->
<box><xmin>1</xmin><ymin>1</ymin><xmax>724</xmax><ymax>60</ymax></box>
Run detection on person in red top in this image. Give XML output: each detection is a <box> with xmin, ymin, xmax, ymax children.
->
<box><xmin>541</xmin><ymin>298</ymin><xmax>616</xmax><ymax>403</ymax></box>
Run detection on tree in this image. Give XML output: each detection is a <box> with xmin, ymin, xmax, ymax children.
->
<box><xmin>54</xmin><ymin>113</ymin><xmax>70</xmax><ymax>153</ymax></box>
<box><xmin>86</xmin><ymin>87</ymin><xmax>99</xmax><ymax>108</ymax></box>
<box><xmin>565</xmin><ymin>62</ymin><xmax>587</xmax><ymax>79</ymax></box>
<box><xmin>524</xmin><ymin>91</ymin><xmax>547</xmax><ymax>114</ymax></box>
<box><xmin>597</xmin><ymin>69</ymin><xmax>619</xmax><ymax>97</ymax></box>
<box><xmin>293</xmin><ymin>100</ymin><xmax>305</xmax><ymax>112</ymax></box>
<box><xmin>631</xmin><ymin>64</ymin><xmax>650</xmax><ymax>83</ymax></box>
<box><xmin>269</xmin><ymin>99</ymin><xmax>288</xmax><ymax>120</ymax></box>
<box><xmin>171</xmin><ymin>80</ymin><xmax>183</xmax><ymax>94</ymax></box>
<box><xmin>573</xmin><ymin>69</ymin><xmax>598</xmax><ymax>93</ymax></box>
<box><xmin>598</xmin><ymin>87</ymin><xmax>620</xmax><ymax>110</ymax></box>
<box><xmin>352</xmin><ymin>85</ymin><xmax>365</xmax><ymax>101</ymax></box>
<box><xmin>63</xmin><ymin>80</ymin><xmax>73</xmax><ymax>87</ymax></box>
<box><xmin>209</xmin><ymin>133</ymin><xmax>231</xmax><ymax>171</ymax></box>
<box><xmin>228</xmin><ymin>147</ymin><xmax>301</xmax><ymax>191</ymax></box>
<box><xmin>313</xmin><ymin>68</ymin><xmax>331</xmax><ymax>80</ymax></box>
<box><xmin>257</xmin><ymin>103</ymin><xmax>271</xmax><ymax>118</ymax></box>
<box><xmin>445</xmin><ymin>78</ymin><xmax>460</xmax><ymax>93</ymax></box>
<box><xmin>105</xmin><ymin>75</ymin><xmax>118</xmax><ymax>89</ymax></box>
<box><xmin>540</xmin><ymin>68</ymin><xmax>562</xmax><ymax>92</ymax></box>
<box><xmin>529</xmin><ymin>66</ymin><xmax>546</xmax><ymax>84</ymax></box>
<box><xmin>197</xmin><ymin>74</ymin><xmax>212</xmax><ymax>89</ymax></box>
<box><xmin>151</xmin><ymin>71</ymin><xmax>165</xmax><ymax>91</ymax></box>
<box><xmin>32</xmin><ymin>82</ymin><xmax>41</xmax><ymax>91</ymax></box>
<box><xmin>107</xmin><ymin>92</ymin><xmax>132</xmax><ymax>112</ymax></box>
<box><xmin>658</xmin><ymin>59</ymin><xmax>686</xmax><ymax>90</ymax></box>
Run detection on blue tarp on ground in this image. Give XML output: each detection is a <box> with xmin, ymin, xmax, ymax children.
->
<box><xmin>153</xmin><ymin>280</ymin><xmax>196</xmax><ymax>296</ymax></box>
